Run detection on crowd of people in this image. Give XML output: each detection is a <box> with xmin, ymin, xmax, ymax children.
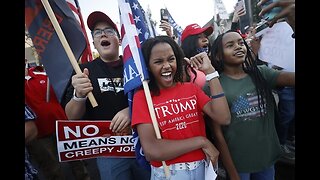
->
<box><xmin>25</xmin><ymin>0</ymin><xmax>295</xmax><ymax>179</ymax></box>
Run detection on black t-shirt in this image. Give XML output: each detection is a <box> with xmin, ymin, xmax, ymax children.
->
<box><xmin>62</xmin><ymin>57</ymin><xmax>128</xmax><ymax>120</ymax></box>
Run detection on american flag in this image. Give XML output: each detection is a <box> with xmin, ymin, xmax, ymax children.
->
<box><xmin>127</xmin><ymin>0</ymin><xmax>156</xmax><ymax>43</ymax></box>
<box><xmin>66</xmin><ymin>0</ymin><xmax>93</xmax><ymax>64</ymax></box>
<box><xmin>231</xmin><ymin>94</ymin><xmax>266</xmax><ymax>119</ymax></box>
<box><xmin>118</xmin><ymin>0</ymin><xmax>150</xmax><ymax>170</ymax></box>
<box><xmin>119</xmin><ymin>0</ymin><xmax>149</xmax><ymax>93</ymax></box>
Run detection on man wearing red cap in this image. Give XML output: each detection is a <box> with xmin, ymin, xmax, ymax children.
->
<box><xmin>62</xmin><ymin>11</ymin><xmax>150</xmax><ymax>180</ymax></box>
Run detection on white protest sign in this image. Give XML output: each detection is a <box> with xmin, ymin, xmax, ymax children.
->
<box><xmin>258</xmin><ymin>22</ymin><xmax>295</xmax><ymax>72</ymax></box>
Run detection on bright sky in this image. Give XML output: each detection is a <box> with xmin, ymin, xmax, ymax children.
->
<box><xmin>77</xmin><ymin>0</ymin><xmax>237</xmax><ymax>51</ymax></box>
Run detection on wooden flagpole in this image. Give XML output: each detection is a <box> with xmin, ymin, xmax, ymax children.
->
<box><xmin>117</xmin><ymin>0</ymin><xmax>170</xmax><ymax>177</ymax></box>
<box><xmin>40</xmin><ymin>0</ymin><xmax>98</xmax><ymax>107</ymax></box>
<box><xmin>142</xmin><ymin>81</ymin><xmax>170</xmax><ymax>178</ymax></box>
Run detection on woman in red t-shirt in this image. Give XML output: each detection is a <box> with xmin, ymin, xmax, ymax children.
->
<box><xmin>131</xmin><ymin>36</ymin><xmax>231</xmax><ymax>179</ymax></box>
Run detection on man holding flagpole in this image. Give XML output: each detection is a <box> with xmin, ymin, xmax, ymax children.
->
<box><xmin>62</xmin><ymin>11</ymin><xmax>150</xmax><ymax>180</ymax></box>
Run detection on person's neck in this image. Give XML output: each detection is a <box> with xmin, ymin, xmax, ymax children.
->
<box><xmin>100</xmin><ymin>56</ymin><xmax>119</xmax><ymax>63</ymax></box>
<box><xmin>223</xmin><ymin>66</ymin><xmax>247</xmax><ymax>79</ymax></box>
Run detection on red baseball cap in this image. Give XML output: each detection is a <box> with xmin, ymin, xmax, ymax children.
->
<box><xmin>87</xmin><ymin>11</ymin><xmax>119</xmax><ymax>36</ymax></box>
<box><xmin>181</xmin><ymin>23</ymin><xmax>214</xmax><ymax>42</ymax></box>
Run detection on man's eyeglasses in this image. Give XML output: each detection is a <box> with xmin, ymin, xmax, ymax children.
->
<box><xmin>92</xmin><ymin>28</ymin><xmax>117</xmax><ymax>38</ymax></box>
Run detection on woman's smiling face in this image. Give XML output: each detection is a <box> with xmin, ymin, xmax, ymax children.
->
<box><xmin>148</xmin><ymin>42</ymin><xmax>177</xmax><ymax>89</ymax></box>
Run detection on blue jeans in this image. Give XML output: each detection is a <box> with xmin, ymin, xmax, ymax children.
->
<box><xmin>96</xmin><ymin>157</ymin><xmax>150</xmax><ymax>180</ymax></box>
<box><xmin>238</xmin><ymin>165</ymin><xmax>275</xmax><ymax>180</ymax></box>
<box><xmin>150</xmin><ymin>161</ymin><xmax>205</xmax><ymax>180</ymax></box>
<box><xmin>276</xmin><ymin>87</ymin><xmax>295</xmax><ymax>144</ymax></box>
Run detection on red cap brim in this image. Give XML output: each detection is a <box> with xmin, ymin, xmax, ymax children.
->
<box><xmin>202</xmin><ymin>26</ymin><xmax>214</xmax><ymax>36</ymax></box>
<box><xmin>181</xmin><ymin>24</ymin><xmax>214</xmax><ymax>42</ymax></box>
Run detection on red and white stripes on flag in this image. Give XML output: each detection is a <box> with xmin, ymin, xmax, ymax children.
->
<box><xmin>118</xmin><ymin>0</ymin><xmax>150</xmax><ymax>169</ymax></box>
<box><xmin>118</xmin><ymin>0</ymin><xmax>149</xmax><ymax>93</ymax></box>
<box><xmin>66</xmin><ymin>0</ymin><xmax>93</xmax><ymax>64</ymax></box>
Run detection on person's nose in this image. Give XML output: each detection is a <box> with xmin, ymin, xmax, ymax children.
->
<box><xmin>163</xmin><ymin>61</ymin><xmax>171</xmax><ymax>69</ymax></box>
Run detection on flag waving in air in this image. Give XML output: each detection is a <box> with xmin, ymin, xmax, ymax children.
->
<box><xmin>66</xmin><ymin>0</ymin><xmax>93</xmax><ymax>64</ymax></box>
<box><xmin>118</xmin><ymin>0</ymin><xmax>150</xmax><ymax>170</ymax></box>
<box><xmin>25</xmin><ymin>0</ymin><xmax>87</xmax><ymax>102</ymax></box>
<box><xmin>129</xmin><ymin>0</ymin><xmax>156</xmax><ymax>41</ymax></box>
<box><xmin>119</xmin><ymin>0</ymin><xmax>149</xmax><ymax>93</ymax></box>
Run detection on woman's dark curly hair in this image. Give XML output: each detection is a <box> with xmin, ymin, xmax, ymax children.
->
<box><xmin>141</xmin><ymin>35</ymin><xmax>186</xmax><ymax>95</ymax></box>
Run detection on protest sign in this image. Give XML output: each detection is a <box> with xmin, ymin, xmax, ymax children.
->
<box><xmin>56</xmin><ymin>120</ymin><xmax>135</xmax><ymax>162</ymax></box>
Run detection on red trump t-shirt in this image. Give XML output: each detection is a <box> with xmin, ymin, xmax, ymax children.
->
<box><xmin>132</xmin><ymin>82</ymin><xmax>210</xmax><ymax>167</ymax></box>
